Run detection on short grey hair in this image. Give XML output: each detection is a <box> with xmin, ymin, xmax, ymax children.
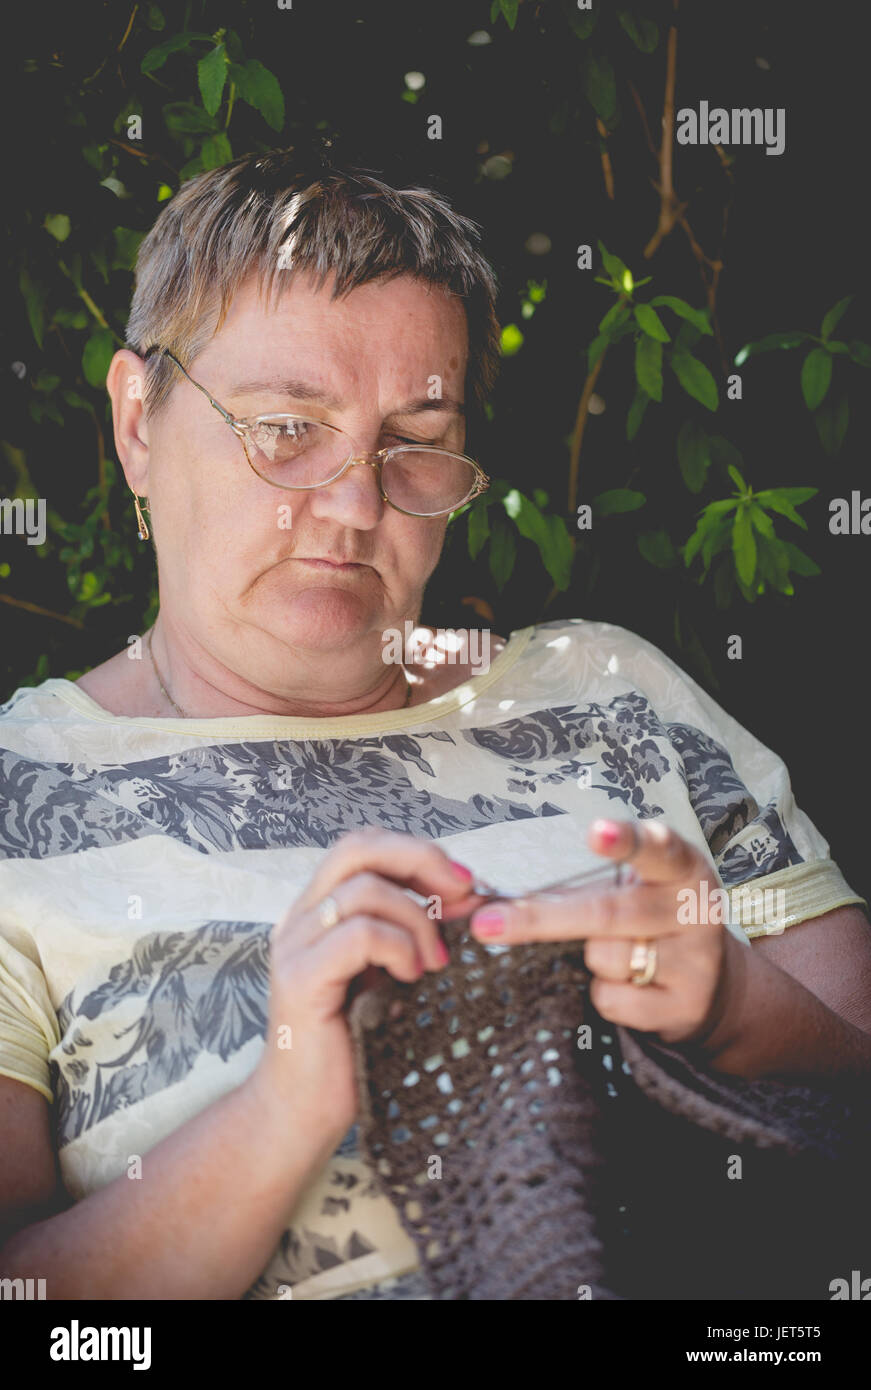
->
<box><xmin>125</xmin><ymin>149</ymin><xmax>501</xmax><ymax>436</ymax></box>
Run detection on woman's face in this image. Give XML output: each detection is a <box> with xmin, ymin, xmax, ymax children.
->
<box><xmin>124</xmin><ymin>271</ymin><xmax>469</xmax><ymax>695</ymax></box>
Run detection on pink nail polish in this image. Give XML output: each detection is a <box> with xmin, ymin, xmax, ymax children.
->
<box><xmin>436</xmin><ymin>940</ymin><xmax>450</xmax><ymax>967</ymax></box>
<box><xmin>448</xmin><ymin>860</ymin><xmax>473</xmax><ymax>882</ymax></box>
<box><xmin>472</xmin><ymin>911</ymin><xmax>505</xmax><ymax>937</ymax></box>
<box><xmin>591</xmin><ymin>819</ymin><xmax>621</xmax><ymax>846</ymax></box>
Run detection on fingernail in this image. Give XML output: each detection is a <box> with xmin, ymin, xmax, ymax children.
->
<box><xmin>591</xmin><ymin>819</ymin><xmax>621</xmax><ymax>846</ymax></box>
<box><xmin>472</xmin><ymin>910</ymin><xmax>506</xmax><ymax>937</ymax></box>
<box><xmin>436</xmin><ymin>940</ymin><xmax>450</xmax><ymax>967</ymax></box>
<box><xmin>448</xmin><ymin>860</ymin><xmax>473</xmax><ymax>882</ymax></box>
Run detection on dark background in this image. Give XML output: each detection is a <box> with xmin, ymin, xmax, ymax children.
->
<box><xmin>2</xmin><ymin>0</ymin><xmax>869</xmax><ymax>900</ymax></box>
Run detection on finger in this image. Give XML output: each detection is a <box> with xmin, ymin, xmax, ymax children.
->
<box><xmin>588</xmin><ymin>818</ymin><xmax>703</xmax><ymax>886</ymax></box>
<box><xmin>306</xmin><ymin>915</ymin><xmax>426</xmax><ymax>987</ymax></box>
<box><xmin>298</xmin><ymin>873</ymin><xmax>449</xmax><ymax>972</ymax></box>
<box><xmin>589</xmin><ymin>978</ymin><xmax>678</xmax><ymax>1033</ymax></box>
<box><xmin>584</xmin><ymin>934</ymin><xmax>672</xmax><ymax>985</ymax></box>
<box><xmin>469</xmin><ymin>880</ymin><xmax>680</xmax><ymax>944</ymax></box>
<box><xmin>293</xmin><ymin>830</ymin><xmax>477</xmax><ymax>916</ymax></box>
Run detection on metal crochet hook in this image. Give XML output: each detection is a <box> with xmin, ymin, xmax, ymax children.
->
<box><xmin>468</xmin><ymin>859</ymin><xmax>629</xmax><ymax>903</ymax></box>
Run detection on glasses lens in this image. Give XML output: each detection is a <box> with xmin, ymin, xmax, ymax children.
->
<box><xmin>246</xmin><ymin>418</ymin><xmax>350</xmax><ymax>486</ymax></box>
<box><xmin>382</xmin><ymin>449</ymin><xmax>478</xmax><ymax>515</ymax></box>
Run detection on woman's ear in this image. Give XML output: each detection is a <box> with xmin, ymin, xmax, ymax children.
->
<box><xmin>106</xmin><ymin>349</ymin><xmax>150</xmax><ymax>495</ymax></box>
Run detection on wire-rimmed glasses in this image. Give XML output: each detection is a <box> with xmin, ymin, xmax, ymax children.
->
<box><xmin>144</xmin><ymin>346</ymin><xmax>490</xmax><ymax>518</ymax></box>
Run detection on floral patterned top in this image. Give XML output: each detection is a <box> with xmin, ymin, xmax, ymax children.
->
<box><xmin>0</xmin><ymin>618</ymin><xmax>864</xmax><ymax>1299</ymax></box>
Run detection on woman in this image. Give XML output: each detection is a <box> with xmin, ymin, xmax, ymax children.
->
<box><xmin>1</xmin><ymin>151</ymin><xmax>869</xmax><ymax>1301</ymax></box>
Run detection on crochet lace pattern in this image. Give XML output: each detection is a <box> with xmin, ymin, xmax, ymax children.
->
<box><xmin>349</xmin><ymin>915</ymin><xmax>870</xmax><ymax>1301</ymax></box>
<box><xmin>349</xmin><ymin>924</ymin><xmax>617</xmax><ymax>1300</ymax></box>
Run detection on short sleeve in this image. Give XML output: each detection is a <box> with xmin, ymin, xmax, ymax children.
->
<box><xmin>0</xmin><ymin>925</ymin><xmax>61</xmax><ymax>1102</ymax></box>
<box><xmin>621</xmin><ymin>628</ymin><xmax>868</xmax><ymax>939</ymax></box>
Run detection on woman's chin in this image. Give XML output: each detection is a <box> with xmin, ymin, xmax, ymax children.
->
<box><xmin>258</xmin><ymin>584</ymin><xmax>382</xmax><ymax>648</ymax></box>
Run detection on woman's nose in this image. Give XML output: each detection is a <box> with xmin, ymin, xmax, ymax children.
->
<box><xmin>306</xmin><ymin>455</ymin><xmax>386</xmax><ymax>528</ymax></box>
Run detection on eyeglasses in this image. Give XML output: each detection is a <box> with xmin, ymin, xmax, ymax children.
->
<box><xmin>144</xmin><ymin>347</ymin><xmax>490</xmax><ymax>519</ymax></box>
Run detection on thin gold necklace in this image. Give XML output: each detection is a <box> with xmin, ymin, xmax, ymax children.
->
<box><xmin>146</xmin><ymin>628</ymin><xmax>412</xmax><ymax>717</ymax></box>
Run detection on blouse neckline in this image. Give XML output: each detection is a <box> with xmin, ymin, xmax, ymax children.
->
<box><xmin>35</xmin><ymin>625</ymin><xmax>535</xmax><ymax>740</ymax></box>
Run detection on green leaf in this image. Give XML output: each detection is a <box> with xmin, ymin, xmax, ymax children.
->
<box><xmin>232</xmin><ymin>58</ymin><xmax>285</xmax><ymax>130</ymax></box>
<box><xmin>112</xmin><ymin>227</ymin><xmax>145</xmax><ymax>270</ymax></box>
<box><xmin>467</xmin><ymin>500</ymin><xmax>490</xmax><ymax>560</ymax></box>
<box><xmin>141</xmin><ymin>31</ymin><xmax>211</xmax><ymax>74</ymax></box>
<box><xmin>163</xmin><ymin>100</ymin><xmax>219</xmax><ymax>134</ymax></box>
<box><xmin>848</xmin><ymin>340</ymin><xmax>871</xmax><ymax>368</ymax></box>
<box><xmin>198</xmin><ymin>44</ymin><xmax>228</xmax><ymax>116</ymax></box>
<box><xmin>706</xmin><ymin>435</ymin><xmax>743</xmax><ymax>481</ymax></box>
<box><xmin>821</xmin><ymin>295</ymin><xmax>851</xmax><ymax>340</ymax></box>
<box><xmin>732</xmin><ymin>505</ymin><xmax>756</xmax><ymax>587</ymax></box>
<box><xmin>781</xmin><ymin>540</ymin><xmax>821</xmax><ymax>577</ymax></box>
<box><xmin>545</xmin><ymin>514</ymin><xmax>574</xmax><ymax>589</ymax></box>
<box><xmin>616</xmin><ymin>9</ymin><xmax>658</xmax><ymax>51</ymax></box>
<box><xmin>800</xmin><ymin>347</ymin><xmax>832</xmax><ymax>410</ymax></box>
<box><xmin>748</xmin><ymin>503</ymin><xmax>775</xmax><ymax>538</ymax></box>
<box><xmin>626</xmin><ymin>388</ymin><xmax>649</xmax><ymax>441</ymax></box>
<box><xmin>563</xmin><ymin>0</ymin><xmax>597</xmax><ymax>38</ymax></box>
<box><xmin>583</xmin><ymin>54</ymin><xmax>617</xmax><ymax>123</ymax></box>
<box><xmin>200</xmin><ymin>133</ymin><xmax>233</xmax><ymax>170</ymax></box>
<box><xmin>147</xmin><ymin>4</ymin><xmax>165</xmax><ymax>30</ymax></box>
<box><xmin>635</xmin><ymin>334</ymin><xmax>663</xmax><ymax>401</ymax></box>
<box><xmin>649</xmin><ymin>295</ymin><xmax>712</xmax><ymax>335</ymax></box>
<box><xmin>489</xmin><ymin>514</ymin><xmax>516</xmax><ymax>590</ymax></box>
<box><xmin>676</xmin><ymin>419</ymin><xmax>710</xmax><ymax>493</ymax></box>
<box><xmin>671</xmin><ymin>350</ymin><xmax>718</xmax><ymax>411</ymax></box>
<box><xmin>500</xmin><ymin>323</ymin><xmax>524</xmax><ymax>356</ymax></box>
<box><xmin>814</xmin><ymin>394</ymin><xmax>849</xmax><ymax>457</ymax></box>
<box><xmin>597</xmin><ymin>241</ymin><xmax>630</xmax><ymax>287</ymax></box>
<box><xmin>587</xmin><ymin>333</ymin><xmax>609</xmax><ymax>370</ymax></box>
<box><xmin>753</xmin><ymin>489</ymin><xmax>809</xmax><ymax>530</ymax></box>
<box><xmin>594</xmin><ymin>488</ymin><xmax>645</xmax><ymax>516</ymax></box>
<box><xmin>598</xmin><ymin>299</ymin><xmax>629</xmax><ymax>334</ymax></box>
<box><xmin>727</xmin><ymin>463</ymin><xmax>747</xmax><ymax>493</ymax></box>
<box><xmin>701</xmin><ymin>520</ymin><xmax>733</xmax><ymax>573</ymax></box>
<box><xmin>19</xmin><ymin>268</ymin><xmax>45</xmax><ymax>348</ymax></box>
<box><xmin>638</xmin><ymin>529</ymin><xmax>676</xmax><ymax>569</ymax></box>
<box><xmin>733</xmin><ymin>330</ymin><xmax>806</xmax><ymax>366</ymax></box>
<box><xmin>44</xmin><ymin>213</ymin><xmax>71</xmax><ymax>242</ymax></box>
<box><xmin>81</xmin><ymin>329</ymin><xmax>115</xmax><ymax>389</ymax></box>
<box><xmin>499</xmin><ymin>0</ymin><xmax>519</xmax><ymax>28</ymax></box>
<box><xmin>634</xmin><ymin>304</ymin><xmax>670</xmax><ymax>342</ymax></box>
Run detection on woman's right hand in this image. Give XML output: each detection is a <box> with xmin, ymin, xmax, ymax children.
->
<box><xmin>251</xmin><ymin>829</ymin><xmax>484</xmax><ymax>1145</ymax></box>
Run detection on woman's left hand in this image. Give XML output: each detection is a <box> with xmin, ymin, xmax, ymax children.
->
<box><xmin>469</xmin><ymin>817</ymin><xmax>741</xmax><ymax>1047</ymax></box>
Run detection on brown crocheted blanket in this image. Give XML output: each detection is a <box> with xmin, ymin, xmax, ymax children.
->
<box><xmin>349</xmin><ymin>918</ymin><xmax>871</xmax><ymax>1300</ymax></box>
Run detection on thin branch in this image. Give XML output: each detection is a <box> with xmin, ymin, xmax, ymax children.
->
<box><xmin>107</xmin><ymin>138</ymin><xmax>179</xmax><ymax>177</ymax></box>
<box><xmin>596</xmin><ymin>118</ymin><xmax>615</xmax><ymax>200</ymax></box>
<box><xmin>643</xmin><ymin>0</ymin><xmax>681</xmax><ymax>259</ymax></box>
<box><xmin>0</xmin><ymin>594</ymin><xmax>84</xmax><ymax>629</ymax></box>
<box><xmin>628</xmin><ymin>79</ymin><xmax>658</xmax><ymax>160</ymax></box>
<box><xmin>567</xmin><ymin>354</ymin><xmax>605</xmax><ymax>517</ymax></box>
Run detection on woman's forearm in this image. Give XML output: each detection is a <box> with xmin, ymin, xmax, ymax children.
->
<box><xmin>701</xmin><ymin>933</ymin><xmax>871</xmax><ymax>1080</ymax></box>
<box><xmin>0</xmin><ymin>1068</ymin><xmax>343</xmax><ymax>1300</ymax></box>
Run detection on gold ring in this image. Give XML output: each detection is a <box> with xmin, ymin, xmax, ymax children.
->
<box><xmin>629</xmin><ymin>939</ymin><xmax>658</xmax><ymax>987</ymax></box>
<box><xmin>317</xmin><ymin>895</ymin><xmax>341</xmax><ymax>931</ymax></box>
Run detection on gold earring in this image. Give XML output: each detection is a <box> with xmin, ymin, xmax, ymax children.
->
<box><xmin>131</xmin><ymin>489</ymin><xmax>150</xmax><ymax>541</ymax></box>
